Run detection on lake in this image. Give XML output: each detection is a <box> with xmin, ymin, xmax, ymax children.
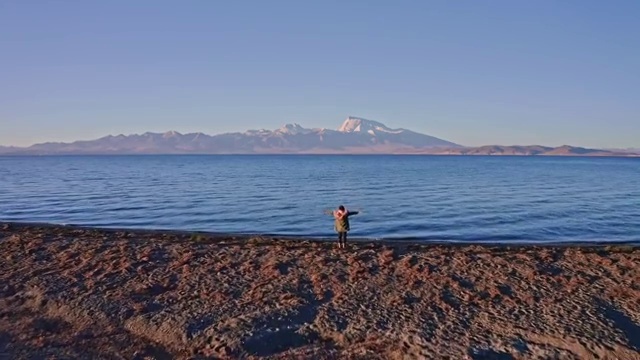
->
<box><xmin>1</xmin><ymin>155</ymin><xmax>638</xmax><ymax>244</ymax></box>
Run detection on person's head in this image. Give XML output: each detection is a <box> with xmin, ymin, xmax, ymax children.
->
<box><xmin>338</xmin><ymin>205</ymin><xmax>345</xmax><ymax>211</ymax></box>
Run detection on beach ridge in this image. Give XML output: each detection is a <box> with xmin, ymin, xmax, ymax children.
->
<box><xmin>1</xmin><ymin>223</ymin><xmax>638</xmax><ymax>359</ymax></box>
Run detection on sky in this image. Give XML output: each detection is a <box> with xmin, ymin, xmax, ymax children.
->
<box><xmin>1</xmin><ymin>1</ymin><xmax>639</xmax><ymax>148</ymax></box>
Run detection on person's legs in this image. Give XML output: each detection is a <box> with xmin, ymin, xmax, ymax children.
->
<box><xmin>338</xmin><ymin>232</ymin><xmax>346</xmax><ymax>248</ymax></box>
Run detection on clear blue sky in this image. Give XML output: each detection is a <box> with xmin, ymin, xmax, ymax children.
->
<box><xmin>1</xmin><ymin>1</ymin><xmax>639</xmax><ymax>148</ymax></box>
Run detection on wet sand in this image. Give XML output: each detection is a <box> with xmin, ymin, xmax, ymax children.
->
<box><xmin>0</xmin><ymin>223</ymin><xmax>638</xmax><ymax>359</ymax></box>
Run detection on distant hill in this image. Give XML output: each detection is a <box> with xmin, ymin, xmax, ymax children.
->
<box><xmin>0</xmin><ymin>145</ymin><xmax>18</xmax><ymax>153</ymax></box>
<box><xmin>605</xmin><ymin>148</ymin><xmax>640</xmax><ymax>154</ymax></box>
<box><xmin>0</xmin><ymin>117</ymin><xmax>637</xmax><ymax>157</ymax></box>
<box><xmin>428</xmin><ymin>145</ymin><xmax>636</xmax><ymax>157</ymax></box>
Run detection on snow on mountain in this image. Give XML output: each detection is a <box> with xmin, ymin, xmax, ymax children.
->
<box><xmin>275</xmin><ymin>123</ymin><xmax>312</xmax><ymax>135</ymax></box>
<box><xmin>162</xmin><ymin>130</ymin><xmax>182</xmax><ymax>138</ymax></box>
<box><xmin>336</xmin><ymin>116</ymin><xmax>459</xmax><ymax>148</ymax></box>
<box><xmin>338</xmin><ymin>116</ymin><xmax>403</xmax><ymax>134</ymax></box>
<box><xmin>245</xmin><ymin>129</ymin><xmax>272</xmax><ymax>136</ymax></box>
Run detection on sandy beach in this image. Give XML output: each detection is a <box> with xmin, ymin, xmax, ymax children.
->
<box><xmin>0</xmin><ymin>223</ymin><xmax>638</xmax><ymax>359</ymax></box>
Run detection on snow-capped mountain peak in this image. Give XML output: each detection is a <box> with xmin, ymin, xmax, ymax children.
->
<box><xmin>163</xmin><ymin>130</ymin><xmax>182</xmax><ymax>138</ymax></box>
<box><xmin>276</xmin><ymin>123</ymin><xmax>312</xmax><ymax>135</ymax></box>
<box><xmin>338</xmin><ymin>116</ymin><xmax>403</xmax><ymax>134</ymax></box>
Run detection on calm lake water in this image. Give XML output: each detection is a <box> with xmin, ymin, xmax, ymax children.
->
<box><xmin>1</xmin><ymin>155</ymin><xmax>639</xmax><ymax>243</ymax></box>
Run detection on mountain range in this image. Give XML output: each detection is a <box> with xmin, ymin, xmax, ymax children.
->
<box><xmin>0</xmin><ymin>117</ymin><xmax>637</xmax><ymax>156</ymax></box>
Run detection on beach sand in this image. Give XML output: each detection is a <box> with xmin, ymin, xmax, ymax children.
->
<box><xmin>0</xmin><ymin>223</ymin><xmax>638</xmax><ymax>359</ymax></box>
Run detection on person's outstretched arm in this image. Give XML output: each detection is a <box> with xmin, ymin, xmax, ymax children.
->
<box><xmin>348</xmin><ymin>211</ymin><xmax>359</xmax><ymax>216</ymax></box>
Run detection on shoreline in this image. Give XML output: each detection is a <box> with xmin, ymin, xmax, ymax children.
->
<box><xmin>1</xmin><ymin>222</ymin><xmax>638</xmax><ymax>358</ymax></box>
<box><xmin>2</xmin><ymin>221</ymin><xmax>638</xmax><ymax>248</ymax></box>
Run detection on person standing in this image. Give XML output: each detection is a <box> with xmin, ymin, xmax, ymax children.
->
<box><xmin>331</xmin><ymin>205</ymin><xmax>359</xmax><ymax>248</ymax></box>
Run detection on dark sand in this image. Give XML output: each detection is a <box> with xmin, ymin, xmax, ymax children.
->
<box><xmin>1</xmin><ymin>223</ymin><xmax>638</xmax><ymax>359</ymax></box>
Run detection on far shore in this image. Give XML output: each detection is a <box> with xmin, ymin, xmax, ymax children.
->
<box><xmin>2</xmin><ymin>152</ymin><xmax>640</xmax><ymax>157</ymax></box>
<box><xmin>1</xmin><ymin>222</ymin><xmax>638</xmax><ymax>359</ymax></box>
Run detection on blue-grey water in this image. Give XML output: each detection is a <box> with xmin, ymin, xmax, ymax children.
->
<box><xmin>1</xmin><ymin>155</ymin><xmax>638</xmax><ymax>244</ymax></box>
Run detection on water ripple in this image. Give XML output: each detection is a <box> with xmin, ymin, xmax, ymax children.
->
<box><xmin>1</xmin><ymin>155</ymin><xmax>639</xmax><ymax>243</ymax></box>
